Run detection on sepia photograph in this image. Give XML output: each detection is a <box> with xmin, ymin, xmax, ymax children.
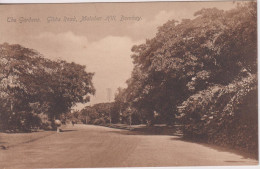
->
<box><xmin>0</xmin><ymin>1</ymin><xmax>258</xmax><ymax>168</ymax></box>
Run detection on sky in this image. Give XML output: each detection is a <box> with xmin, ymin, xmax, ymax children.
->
<box><xmin>0</xmin><ymin>2</ymin><xmax>236</xmax><ymax>109</ymax></box>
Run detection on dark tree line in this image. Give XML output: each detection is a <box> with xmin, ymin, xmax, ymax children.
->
<box><xmin>110</xmin><ymin>2</ymin><xmax>257</xmax><ymax>155</ymax></box>
<box><xmin>76</xmin><ymin>103</ymin><xmax>114</xmax><ymax>125</ymax></box>
<box><xmin>0</xmin><ymin>43</ymin><xmax>95</xmax><ymax>132</ymax></box>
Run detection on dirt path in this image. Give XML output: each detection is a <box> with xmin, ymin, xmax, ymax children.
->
<box><xmin>0</xmin><ymin>124</ymin><xmax>258</xmax><ymax>168</ymax></box>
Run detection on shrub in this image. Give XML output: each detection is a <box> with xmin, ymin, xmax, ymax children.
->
<box><xmin>178</xmin><ymin>73</ymin><xmax>258</xmax><ymax>156</ymax></box>
<box><xmin>2</xmin><ymin>111</ymin><xmax>42</xmax><ymax>132</ymax></box>
<box><xmin>93</xmin><ymin>118</ymin><xmax>106</xmax><ymax>125</ymax></box>
<box><xmin>41</xmin><ymin>121</ymin><xmax>53</xmax><ymax>130</ymax></box>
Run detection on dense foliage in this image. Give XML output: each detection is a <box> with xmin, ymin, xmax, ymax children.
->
<box><xmin>0</xmin><ymin>43</ymin><xmax>95</xmax><ymax>132</ymax></box>
<box><xmin>113</xmin><ymin>2</ymin><xmax>257</xmax><ymax>155</ymax></box>
<box><xmin>79</xmin><ymin>103</ymin><xmax>114</xmax><ymax>125</ymax></box>
<box><xmin>178</xmin><ymin>73</ymin><xmax>257</xmax><ymax>154</ymax></box>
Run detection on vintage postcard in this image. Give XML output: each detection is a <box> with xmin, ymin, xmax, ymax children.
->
<box><xmin>0</xmin><ymin>1</ymin><xmax>258</xmax><ymax>169</ymax></box>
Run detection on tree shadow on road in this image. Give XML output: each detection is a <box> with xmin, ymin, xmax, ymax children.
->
<box><xmin>106</xmin><ymin>125</ymin><xmax>258</xmax><ymax>161</ymax></box>
<box><xmin>170</xmin><ymin>136</ymin><xmax>258</xmax><ymax>160</ymax></box>
<box><xmin>107</xmin><ymin>125</ymin><xmax>182</xmax><ymax>136</ymax></box>
<box><xmin>61</xmin><ymin>129</ymin><xmax>77</xmax><ymax>132</ymax></box>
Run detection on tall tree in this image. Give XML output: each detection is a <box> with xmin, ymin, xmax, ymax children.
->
<box><xmin>0</xmin><ymin>43</ymin><xmax>95</xmax><ymax>131</ymax></box>
<box><xmin>122</xmin><ymin>2</ymin><xmax>256</xmax><ymax>125</ymax></box>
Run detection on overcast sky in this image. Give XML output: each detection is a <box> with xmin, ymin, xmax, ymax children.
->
<box><xmin>0</xmin><ymin>2</ymin><xmax>236</xmax><ymax>109</ymax></box>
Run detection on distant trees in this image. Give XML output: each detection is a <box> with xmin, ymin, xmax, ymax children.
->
<box><xmin>79</xmin><ymin>102</ymin><xmax>114</xmax><ymax>125</ymax></box>
<box><xmin>113</xmin><ymin>88</ymin><xmax>128</xmax><ymax>123</ymax></box>
<box><xmin>0</xmin><ymin>43</ymin><xmax>95</xmax><ymax>132</ymax></box>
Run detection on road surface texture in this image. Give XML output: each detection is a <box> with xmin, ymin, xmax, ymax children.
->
<box><xmin>0</xmin><ymin>124</ymin><xmax>258</xmax><ymax>168</ymax></box>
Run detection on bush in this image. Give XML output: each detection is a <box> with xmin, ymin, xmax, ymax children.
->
<box><xmin>178</xmin><ymin>73</ymin><xmax>258</xmax><ymax>156</ymax></box>
<box><xmin>41</xmin><ymin>121</ymin><xmax>53</xmax><ymax>130</ymax></box>
<box><xmin>1</xmin><ymin>111</ymin><xmax>42</xmax><ymax>132</ymax></box>
<box><xmin>93</xmin><ymin>118</ymin><xmax>106</xmax><ymax>125</ymax></box>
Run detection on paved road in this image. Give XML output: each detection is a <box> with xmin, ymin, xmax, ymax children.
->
<box><xmin>0</xmin><ymin>124</ymin><xmax>258</xmax><ymax>168</ymax></box>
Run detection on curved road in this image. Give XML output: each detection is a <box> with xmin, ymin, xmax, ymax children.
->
<box><xmin>0</xmin><ymin>124</ymin><xmax>258</xmax><ymax>168</ymax></box>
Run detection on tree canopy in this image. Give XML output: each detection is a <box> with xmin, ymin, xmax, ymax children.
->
<box><xmin>110</xmin><ymin>2</ymin><xmax>257</xmax><ymax>156</ymax></box>
<box><xmin>0</xmin><ymin>43</ymin><xmax>95</xmax><ymax>131</ymax></box>
<box><xmin>117</xmin><ymin>2</ymin><xmax>257</xmax><ymax>125</ymax></box>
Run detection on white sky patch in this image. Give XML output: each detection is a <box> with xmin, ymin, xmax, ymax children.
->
<box><xmin>32</xmin><ymin>31</ymin><xmax>89</xmax><ymax>62</ymax></box>
<box><xmin>19</xmin><ymin>31</ymin><xmax>142</xmax><ymax>107</ymax></box>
